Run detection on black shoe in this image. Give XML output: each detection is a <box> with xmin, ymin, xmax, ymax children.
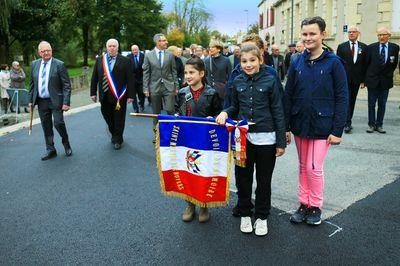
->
<box><xmin>114</xmin><ymin>143</ymin><xmax>121</xmax><ymax>150</ymax></box>
<box><xmin>232</xmin><ymin>206</ymin><xmax>241</xmax><ymax>217</ymax></box>
<box><xmin>41</xmin><ymin>150</ymin><xmax>57</xmax><ymax>161</ymax></box>
<box><xmin>290</xmin><ymin>204</ymin><xmax>308</xmax><ymax>224</ymax></box>
<box><xmin>63</xmin><ymin>142</ymin><xmax>73</xmax><ymax>156</ymax></box>
<box><xmin>306</xmin><ymin>206</ymin><xmax>322</xmax><ymax>225</ymax></box>
<box><xmin>344</xmin><ymin>126</ymin><xmax>352</xmax><ymax>134</ymax></box>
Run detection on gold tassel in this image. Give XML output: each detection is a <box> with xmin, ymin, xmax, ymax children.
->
<box><xmin>115</xmin><ymin>101</ymin><xmax>121</xmax><ymax>111</ymax></box>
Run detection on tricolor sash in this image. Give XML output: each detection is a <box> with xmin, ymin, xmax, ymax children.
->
<box><xmin>102</xmin><ymin>53</ymin><xmax>127</xmax><ymax>110</ymax></box>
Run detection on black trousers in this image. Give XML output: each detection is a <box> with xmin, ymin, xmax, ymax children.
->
<box><xmin>132</xmin><ymin>83</ymin><xmax>145</xmax><ymax>110</ymax></box>
<box><xmin>237</xmin><ymin>140</ymin><xmax>277</xmax><ymax>220</ymax></box>
<box><xmin>37</xmin><ymin>98</ymin><xmax>69</xmax><ymax>152</ymax></box>
<box><xmin>100</xmin><ymin>97</ymin><xmax>127</xmax><ymax>144</ymax></box>
<box><xmin>346</xmin><ymin>82</ymin><xmax>360</xmax><ymax>127</ymax></box>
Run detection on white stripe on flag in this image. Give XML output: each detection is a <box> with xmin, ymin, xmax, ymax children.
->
<box><xmin>159</xmin><ymin>146</ymin><xmax>229</xmax><ymax>178</ymax></box>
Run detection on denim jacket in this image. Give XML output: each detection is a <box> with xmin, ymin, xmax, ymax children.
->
<box><xmin>224</xmin><ymin>67</ymin><xmax>286</xmax><ymax>148</ymax></box>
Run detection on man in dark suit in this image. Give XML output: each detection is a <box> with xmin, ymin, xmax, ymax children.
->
<box><xmin>90</xmin><ymin>38</ymin><xmax>135</xmax><ymax>150</ymax></box>
<box><xmin>127</xmin><ymin>44</ymin><xmax>145</xmax><ymax>113</ymax></box>
<box><xmin>143</xmin><ymin>33</ymin><xmax>178</xmax><ymax>135</ymax></box>
<box><xmin>271</xmin><ymin>44</ymin><xmax>285</xmax><ymax>81</ymax></box>
<box><xmin>336</xmin><ymin>25</ymin><xmax>368</xmax><ymax>133</ymax></box>
<box><xmin>263</xmin><ymin>42</ymin><xmax>274</xmax><ymax>68</ymax></box>
<box><xmin>29</xmin><ymin>41</ymin><xmax>72</xmax><ymax>160</ymax></box>
<box><xmin>365</xmin><ymin>27</ymin><xmax>399</xmax><ymax>134</ymax></box>
<box><xmin>284</xmin><ymin>43</ymin><xmax>296</xmax><ymax>71</ymax></box>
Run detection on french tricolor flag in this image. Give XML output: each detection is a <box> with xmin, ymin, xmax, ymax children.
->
<box><xmin>156</xmin><ymin>115</ymin><xmax>232</xmax><ymax>207</ymax></box>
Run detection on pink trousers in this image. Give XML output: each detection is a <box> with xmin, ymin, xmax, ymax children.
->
<box><xmin>294</xmin><ymin>136</ymin><xmax>330</xmax><ymax>208</ymax></box>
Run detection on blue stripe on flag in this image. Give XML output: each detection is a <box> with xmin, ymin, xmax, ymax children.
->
<box><xmin>158</xmin><ymin>115</ymin><xmax>229</xmax><ymax>152</ymax></box>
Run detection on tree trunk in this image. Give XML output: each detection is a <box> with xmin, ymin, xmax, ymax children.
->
<box><xmin>0</xmin><ymin>36</ymin><xmax>10</xmax><ymax>63</ymax></box>
<box><xmin>82</xmin><ymin>23</ymin><xmax>89</xmax><ymax>66</ymax></box>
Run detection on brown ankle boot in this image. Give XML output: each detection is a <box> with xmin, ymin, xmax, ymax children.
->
<box><xmin>182</xmin><ymin>203</ymin><xmax>195</xmax><ymax>222</ymax></box>
<box><xmin>198</xmin><ymin>207</ymin><xmax>210</xmax><ymax>223</ymax></box>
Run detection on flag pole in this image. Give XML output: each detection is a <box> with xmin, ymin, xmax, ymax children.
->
<box><xmin>129</xmin><ymin>113</ymin><xmax>158</xmax><ymax>118</ymax></box>
<box><xmin>129</xmin><ymin>113</ymin><xmax>255</xmax><ymax>125</ymax></box>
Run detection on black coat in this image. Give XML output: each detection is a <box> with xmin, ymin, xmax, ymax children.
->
<box><xmin>175</xmin><ymin>56</ymin><xmax>184</xmax><ymax>88</ymax></box>
<box><xmin>126</xmin><ymin>52</ymin><xmax>144</xmax><ymax>85</ymax></box>
<box><xmin>336</xmin><ymin>41</ymin><xmax>368</xmax><ymax>86</ymax></box>
<box><xmin>175</xmin><ymin>85</ymin><xmax>222</xmax><ymax>117</ymax></box>
<box><xmin>365</xmin><ymin>42</ymin><xmax>399</xmax><ymax>90</ymax></box>
<box><xmin>284</xmin><ymin>52</ymin><xmax>294</xmax><ymax>70</ymax></box>
<box><xmin>90</xmin><ymin>54</ymin><xmax>135</xmax><ymax>103</ymax></box>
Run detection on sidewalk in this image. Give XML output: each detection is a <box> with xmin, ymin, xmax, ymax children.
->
<box><xmin>0</xmin><ymin>87</ymin><xmax>95</xmax><ymax>135</ymax></box>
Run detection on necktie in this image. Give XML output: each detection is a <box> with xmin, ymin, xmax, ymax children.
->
<box><xmin>40</xmin><ymin>62</ymin><xmax>47</xmax><ymax>97</ymax></box>
<box><xmin>380</xmin><ymin>44</ymin><xmax>386</xmax><ymax>64</ymax></box>
<box><xmin>134</xmin><ymin>55</ymin><xmax>138</xmax><ymax>66</ymax></box>
<box><xmin>351</xmin><ymin>42</ymin><xmax>355</xmax><ymax>57</ymax></box>
<box><xmin>158</xmin><ymin>51</ymin><xmax>162</xmax><ymax>67</ymax></box>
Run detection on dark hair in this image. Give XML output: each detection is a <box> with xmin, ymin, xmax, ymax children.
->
<box><xmin>240</xmin><ymin>44</ymin><xmax>261</xmax><ymax>61</ymax></box>
<box><xmin>185</xmin><ymin>56</ymin><xmax>208</xmax><ymax>85</ymax></box>
<box><xmin>1</xmin><ymin>64</ymin><xmax>8</xmax><ymax>70</ymax></box>
<box><xmin>301</xmin><ymin>16</ymin><xmax>333</xmax><ymax>52</ymax></box>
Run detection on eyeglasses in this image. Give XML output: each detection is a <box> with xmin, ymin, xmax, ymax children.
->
<box><xmin>377</xmin><ymin>34</ymin><xmax>389</xmax><ymax>37</ymax></box>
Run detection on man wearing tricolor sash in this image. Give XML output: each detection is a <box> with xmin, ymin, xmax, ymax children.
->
<box><xmin>91</xmin><ymin>39</ymin><xmax>135</xmax><ymax>150</ymax></box>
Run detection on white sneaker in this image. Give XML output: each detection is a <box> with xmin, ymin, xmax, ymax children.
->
<box><xmin>254</xmin><ymin>218</ymin><xmax>268</xmax><ymax>236</ymax></box>
<box><xmin>240</xmin><ymin>217</ymin><xmax>253</xmax><ymax>233</ymax></box>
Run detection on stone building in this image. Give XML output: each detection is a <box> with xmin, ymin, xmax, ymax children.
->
<box><xmin>258</xmin><ymin>0</ymin><xmax>400</xmax><ymax>50</ymax></box>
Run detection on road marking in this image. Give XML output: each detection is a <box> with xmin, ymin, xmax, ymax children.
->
<box><xmin>325</xmin><ymin>221</ymin><xmax>343</xmax><ymax>238</ymax></box>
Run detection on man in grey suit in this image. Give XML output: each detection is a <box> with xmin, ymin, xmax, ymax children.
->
<box><xmin>143</xmin><ymin>33</ymin><xmax>178</xmax><ymax>133</ymax></box>
<box><xmin>29</xmin><ymin>41</ymin><xmax>72</xmax><ymax>160</ymax></box>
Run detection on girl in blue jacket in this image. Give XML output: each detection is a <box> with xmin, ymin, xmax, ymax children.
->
<box><xmin>285</xmin><ymin>17</ymin><xmax>348</xmax><ymax>225</ymax></box>
<box><xmin>216</xmin><ymin>44</ymin><xmax>286</xmax><ymax>236</ymax></box>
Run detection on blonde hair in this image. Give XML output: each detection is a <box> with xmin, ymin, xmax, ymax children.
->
<box><xmin>209</xmin><ymin>39</ymin><xmax>223</xmax><ymax>52</ymax></box>
<box><xmin>241</xmin><ymin>33</ymin><xmax>264</xmax><ymax>49</ymax></box>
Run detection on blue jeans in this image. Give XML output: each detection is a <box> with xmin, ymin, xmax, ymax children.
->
<box><xmin>367</xmin><ymin>88</ymin><xmax>389</xmax><ymax>128</ymax></box>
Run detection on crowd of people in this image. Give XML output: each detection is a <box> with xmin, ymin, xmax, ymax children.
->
<box><xmin>12</xmin><ymin>15</ymin><xmax>400</xmax><ymax>237</ymax></box>
<box><xmin>0</xmin><ymin>61</ymin><xmax>29</xmax><ymax>115</ymax></box>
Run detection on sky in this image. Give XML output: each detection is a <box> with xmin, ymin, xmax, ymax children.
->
<box><xmin>160</xmin><ymin>0</ymin><xmax>261</xmax><ymax>35</ymax></box>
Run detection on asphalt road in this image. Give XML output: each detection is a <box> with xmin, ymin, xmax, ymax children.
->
<box><xmin>0</xmin><ymin>98</ymin><xmax>399</xmax><ymax>265</ymax></box>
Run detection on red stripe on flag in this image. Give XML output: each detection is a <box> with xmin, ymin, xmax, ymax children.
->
<box><xmin>162</xmin><ymin>170</ymin><xmax>227</xmax><ymax>203</ymax></box>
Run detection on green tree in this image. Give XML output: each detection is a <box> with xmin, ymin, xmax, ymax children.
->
<box><xmin>9</xmin><ymin>0</ymin><xmax>59</xmax><ymax>64</ymax></box>
<box><xmin>247</xmin><ymin>22</ymin><xmax>259</xmax><ymax>35</ymax></box>
<box><xmin>96</xmin><ymin>0</ymin><xmax>167</xmax><ymax>51</ymax></box>
<box><xmin>0</xmin><ymin>0</ymin><xmax>21</xmax><ymax>63</ymax></box>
